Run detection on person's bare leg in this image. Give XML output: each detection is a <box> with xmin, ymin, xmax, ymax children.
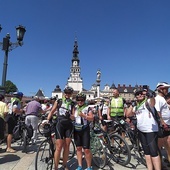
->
<box><xmin>152</xmin><ymin>155</ymin><xmax>161</xmax><ymax>170</ymax></box>
<box><xmin>76</xmin><ymin>146</ymin><xmax>83</xmax><ymax>167</ymax></box>
<box><xmin>54</xmin><ymin>139</ymin><xmax>64</xmax><ymax>170</ymax></box>
<box><xmin>84</xmin><ymin>149</ymin><xmax>92</xmax><ymax>168</ymax></box>
<box><xmin>145</xmin><ymin>155</ymin><xmax>153</xmax><ymax>170</ymax></box>
<box><xmin>62</xmin><ymin>138</ymin><xmax>71</xmax><ymax>167</ymax></box>
<box><xmin>7</xmin><ymin>134</ymin><xmax>12</xmax><ymax>149</ymax></box>
<box><xmin>165</xmin><ymin>136</ymin><xmax>170</xmax><ymax>162</ymax></box>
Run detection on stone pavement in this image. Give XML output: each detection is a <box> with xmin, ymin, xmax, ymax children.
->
<box><xmin>0</xmin><ymin>135</ymin><xmax>169</xmax><ymax>170</ymax></box>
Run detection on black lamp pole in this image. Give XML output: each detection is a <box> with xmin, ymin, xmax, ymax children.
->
<box><xmin>0</xmin><ymin>25</ymin><xmax>26</xmax><ymax>94</ymax></box>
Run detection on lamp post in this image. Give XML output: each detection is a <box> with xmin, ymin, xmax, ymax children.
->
<box><xmin>0</xmin><ymin>25</ymin><xmax>26</xmax><ymax>94</ymax></box>
<box><xmin>96</xmin><ymin>69</ymin><xmax>101</xmax><ymax>98</ymax></box>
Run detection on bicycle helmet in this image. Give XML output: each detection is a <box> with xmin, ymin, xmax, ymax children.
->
<box><xmin>76</xmin><ymin>93</ymin><xmax>86</xmax><ymax>101</ymax></box>
<box><xmin>13</xmin><ymin>92</ymin><xmax>24</xmax><ymax>97</ymax></box>
<box><xmin>64</xmin><ymin>86</ymin><xmax>74</xmax><ymax>93</ymax></box>
<box><xmin>134</xmin><ymin>88</ymin><xmax>143</xmax><ymax>96</ymax></box>
<box><xmin>156</xmin><ymin>82</ymin><xmax>170</xmax><ymax>90</ymax></box>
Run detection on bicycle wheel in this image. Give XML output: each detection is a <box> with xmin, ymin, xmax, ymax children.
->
<box><xmin>60</xmin><ymin>138</ymin><xmax>76</xmax><ymax>162</ymax></box>
<box><xmin>91</xmin><ymin>136</ymin><xmax>107</xmax><ymax>168</ymax></box>
<box><xmin>109</xmin><ymin>133</ymin><xmax>131</xmax><ymax>166</ymax></box>
<box><xmin>38</xmin><ymin>122</ymin><xmax>44</xmax><ymax>136</ymax></box>
<box><xmin>136</xmin><ymin>138</ymin><xmax>146</xmax><ymax>166</ymax></box>
<box><xmin>35</xmin><ymin>139</ymin><xmax>54</xmax><ymax>170</ymax></box>
<box><xmin>68</xmin><ymin>139</ymin><xmax>76</xmax><ymax>160</ymax></box>
<box><xmin>22</xmin><ymin>129</ymin><xmax>28</xmax><ymax>153</ymax></box>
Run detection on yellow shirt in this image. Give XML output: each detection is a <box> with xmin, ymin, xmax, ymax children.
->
<box><xmin>0</xmin><ymin>101</ymin><xmax>9</xmax><ymax>119</ymax></box>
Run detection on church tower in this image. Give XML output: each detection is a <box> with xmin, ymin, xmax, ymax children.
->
<box><xmin>67</xmin><ymin>38</ymin><xmax>83</xmax><ymax>92</ymax></box>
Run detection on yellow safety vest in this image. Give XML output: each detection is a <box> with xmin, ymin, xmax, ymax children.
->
<box><xmin>110</xmin><ymin>97</ymin><xmax>124</xmax><ymax>117</ymax></box>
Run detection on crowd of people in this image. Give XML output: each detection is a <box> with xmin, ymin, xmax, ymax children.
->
<box><xmin>0</xmin><ymin>82</ymin><xmax>170</xmax><ymax>170</ymax></box>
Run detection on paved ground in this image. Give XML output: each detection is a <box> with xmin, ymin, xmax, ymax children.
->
<box><xmin>0</xmin><ymin>135</ymin><xmax>170</xmax><ymax>170</ymax></box>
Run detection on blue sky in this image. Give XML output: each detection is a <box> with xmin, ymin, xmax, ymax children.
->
<box><xmin>0</xmin><ymin>0</ymin><xmax>170</xmax><ymax>97</ymax></box>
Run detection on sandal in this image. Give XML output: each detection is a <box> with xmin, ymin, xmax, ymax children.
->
<box><xmin>6</xmin><ymin>148</ymin><xmax>16</xmax><ymax>153</ymax></box>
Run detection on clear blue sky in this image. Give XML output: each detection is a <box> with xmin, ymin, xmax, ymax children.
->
<box><xmin>0</xmin><ymin>0</ymin><xmax>170</xmax><ymax>97</ymax></box>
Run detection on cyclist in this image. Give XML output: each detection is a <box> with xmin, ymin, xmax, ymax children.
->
<box><xmin>43</xmin><ymin>86</ymin><xmax>75</xmax><ymax>170</ymax></box>
<box><xmin>25</xmin><ymin>96</ymin><xmax>45</xmax><ymax>144</ymax></box>
<box><xmin>108</xmin><ymin>88</ymin><xmax>126</xmax><ymax>138</ymax></box>
<box><xmin>155</xmin><ymin>82</ymin><xmax>170</xmax><ymax>166</ymax></box>
<box><xmin>6</xmin><ymin>92</ymin><xmax>24</xmax><ymax>153</ymax></box>
<box><xmin>74</xmin><ymin>93</ymin><xmax>94</xmax><ymax>170</ymax></box>
<box><xmin>0</xmin><ymin>94</ymin><xmax>9</xmax><ymax>147</ymax></box>
<box><xmin>98</xmin><ymin>99</ymin><xmax>109</xmax><ymax>132</ymax></box>
<box><xmin>125</xmin><ymin>88</ymin><xmax>161</xmax><ymax>170</ymax></box>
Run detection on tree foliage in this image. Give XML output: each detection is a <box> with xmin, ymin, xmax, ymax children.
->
<box><xmin>5</xmin><ymin>80</ymin><xmax>18</xmax><ymax>94</ymax></box>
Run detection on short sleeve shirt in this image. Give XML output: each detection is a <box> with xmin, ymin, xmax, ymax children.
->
<box><xmin>155</xmin><ymin>95</ymin><xmax>170</xmax><ymax>125</ymax></box>
<box><xmin>0</xmin><ymin>101</ymin><xmax>9</xmax><ymax>119</ymax></box>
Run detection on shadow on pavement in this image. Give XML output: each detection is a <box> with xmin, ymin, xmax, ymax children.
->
<box><xmin>0</xmin><ymin>154</ymin><xmax>20</xmax><ymax>164</ymax></box>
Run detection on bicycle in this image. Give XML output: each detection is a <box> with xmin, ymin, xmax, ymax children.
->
<box><xmin>92</xmin><ymin>118</ymin><xmax>131</xmax><ymax>166</ymax></box>
<box><xmin>35</xmin><ymin>121</ymin><xmax>76</xmax><ymax>170</ymax></box>
<box><xmin>13</xmin><ymin>114</ymin><xmax>33</xmax><ymax>153</ymax></box>
<box><xmin>90</xmin><ymin>125</ymin><xmax>107</xmax><ymax>169</ymax></box>
<box><xmin>108</xmin><ymin>116</ymin><xmax>146</xmax><ymax>165</ymax></box>
<box><xmin>123</xmin><ymin>117</ymin><xmax>147</xmax><ymax>166</ymax></box>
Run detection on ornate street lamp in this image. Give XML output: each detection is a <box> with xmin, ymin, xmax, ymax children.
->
<box><xmin>0</xmin><ymin>25</ymin><xmax>26</xmax><ymax>94</ymax></box>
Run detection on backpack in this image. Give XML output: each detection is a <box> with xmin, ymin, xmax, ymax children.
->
<box><xmin>13</xmin><ymin>124</ymin><xmax>21</xmax><ymax>140</ymax></box>
<box><xmin>13</xmin><ymin>123</ymin><xmax>33</xmax><ymax>140</ymax></box>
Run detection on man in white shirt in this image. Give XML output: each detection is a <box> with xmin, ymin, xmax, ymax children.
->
<box><xmin>155</xmin><ymin>82</ymin><xmax>170</xmax><ymax>165</ymax></box>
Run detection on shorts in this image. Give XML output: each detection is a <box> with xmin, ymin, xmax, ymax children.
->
<box><xmin>74</xmin><ymin>126</ymin><xmax>90</xmax><ymax>149</ymax></box>
<box><xmin>6</xmin><ymin>114</ymin><xmax>17</xmax><ymax>134</ymax></box>
<box><xmin>55</xmin><ymin>118</ymin><xmax>73</xmax><ymax>139</ymax></box>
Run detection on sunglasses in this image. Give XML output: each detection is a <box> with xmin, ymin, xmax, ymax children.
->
<box><xmin>65</xmin><ymin>92</ymin><xmax>72</xmax><ymax>94</ymax></box>
<box><xmin>135</xmin><ymin>92</ymin><xmax>144</xmax><ymax>96</ymax></box>
<box><xmin>77</xmin><ymin>99</ymin><xmax>85</xmax><ymax>102</ymax></box>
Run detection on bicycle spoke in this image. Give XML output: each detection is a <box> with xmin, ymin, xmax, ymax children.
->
<box><xmin>109</xmin><ymin>133</ymin><xmax>131</xmax><ymax>166</ymax></box>
<box><xmin>35</xmin><ymin>139</ymin><xmax>54</xmax><ymax>170</ymax></box>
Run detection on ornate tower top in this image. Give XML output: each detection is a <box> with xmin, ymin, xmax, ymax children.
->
<box><xmin>72</xmin><ymin>38</ymin><xmax>80</xmax><ymax>64</ymax></box>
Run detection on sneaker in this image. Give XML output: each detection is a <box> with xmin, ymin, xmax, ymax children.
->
<box><xmin>85</xmin><ymin>167</ymin><xmax>93</xmax><ymax>170</ymax></box>
<box><xmin>76</xmin><ymin>166</ymin><xmax>83</xmax><ymax>170</ymax></box>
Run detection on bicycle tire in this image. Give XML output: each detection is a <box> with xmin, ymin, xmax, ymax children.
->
<box><xmin>22</xmin><ymin>129</ymin><xmax>28</xmax><ymax>153</ymax></box>
<box><xmin>108</xmin><ymin>133</ymin><xmax>131</xmax><ymax>166</ymax></box>
<box><xmin>60</xmin><ymin>139</ymin><xmax>76</xmax><ymax>162</ymax></box>
<box><xmin>35</xmin><ymin>139</ymin><xmax>54</xmax><ymax>170</ymax></box>
<box><xmin>38</xmin><ymin>122</ymin><xmax>44</xmax><ymax>136</ymax></box>
<box><xmin>69</xmin><ymin>139</ymin><xmax>76</xmax><ymax>160</ymax></box>
<box><xmin>91</xmin><ymin>136</ymin><xmax>107</xmax><ymax>169</ymax></box>
<box><xmin>135</xmin><ymin>138</ymin><xmax>146</xmax><ymax>166</ymax></box>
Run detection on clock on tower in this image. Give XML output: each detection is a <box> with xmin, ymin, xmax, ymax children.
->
<box><xmin>73</xmin><ymin>61</ymin><xmax>77</xmax><ymax>66</ymax></box>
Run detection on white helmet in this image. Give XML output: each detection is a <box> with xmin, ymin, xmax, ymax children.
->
<box><xmin>156</xmin><ymin>82</ymin><xmax>170</xmax><ymax>90</ymax></box>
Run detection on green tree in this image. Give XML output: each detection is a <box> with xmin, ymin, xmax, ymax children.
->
<box><xmin>5</xmin><ymin>80</ymin><xmax>18</xmax><ymax>94</ymax></box>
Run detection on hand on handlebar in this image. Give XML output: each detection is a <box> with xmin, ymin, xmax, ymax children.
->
<box><xmin>42</xmin><ymin>120</ymin><xmax>49</xmax><ymax>125</ymax></box>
